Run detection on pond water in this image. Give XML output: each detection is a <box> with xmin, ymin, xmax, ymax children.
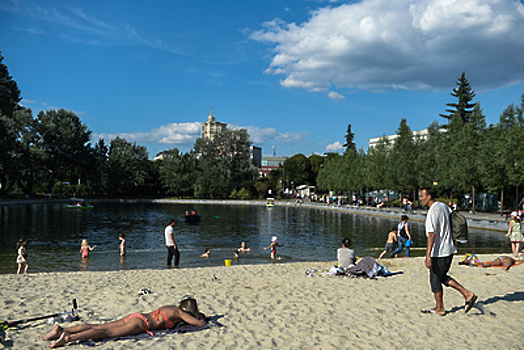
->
<box><xmin>0</xmin><ymin>202</ymin><xmax>509</xmax><ymax>274</ymax></box>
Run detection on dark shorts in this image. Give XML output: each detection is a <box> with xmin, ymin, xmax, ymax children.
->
<box><xmin>429</xmin><ymin>255</ymin><xmax>454</xmax><ymax>293</ymax></box>
<box><xmin>384</xmin><ymin>242</ymin><xmax>395</xmax><ymax>251</ymax></box>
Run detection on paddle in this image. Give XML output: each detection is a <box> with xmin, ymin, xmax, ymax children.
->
<box><xmin>0</xmin><ymin>299</ymin><xmax>78</xmax><ymax>329</ymax></box>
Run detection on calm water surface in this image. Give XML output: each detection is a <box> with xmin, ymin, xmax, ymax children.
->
<box><xmin>0</xmin><ymin>202</ymin><xmax>509</xmax><ymax>274</ymax></box>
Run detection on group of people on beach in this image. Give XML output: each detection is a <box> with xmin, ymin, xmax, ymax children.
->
<box><xmin>165</xmin><ymin>217</ymin><xmax>284</xmax><ymax>268</ymax></box>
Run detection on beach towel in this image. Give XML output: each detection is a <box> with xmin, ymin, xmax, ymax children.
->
<box><xmin>81</xmin><ymin>317</ymin><xmax>223</xmax><ymax>346</ymax></box>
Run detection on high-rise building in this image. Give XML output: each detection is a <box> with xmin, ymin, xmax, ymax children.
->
<box><xmin>201</xmin><ymin>108</ymin><xmax>227</xmax><ymax>141</ymax></box>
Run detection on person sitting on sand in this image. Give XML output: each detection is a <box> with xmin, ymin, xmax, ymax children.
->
<box><xmin>378</xmin><ymin>227</ymin><xmax>398</xmax><ymax>260</ymax></box>
<box><xmin>337</xmin><ymin>237</ymin><xmax>357</xmax><ymax>270</ymax></box>
<box><xmin>238</xmin><ymin>241</ymin><xmax>251</xmax><ymax>253</ymax></box>
<box><xmin>41</xmin><ymin>297</ymin><xmax>207</xmax><ymax>348</ymax></box>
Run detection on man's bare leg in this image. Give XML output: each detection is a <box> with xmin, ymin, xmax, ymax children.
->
<box><xmin>431</xmin><ymin>291</ymin><xmax>446</xmax><ymax>315</ymax></box>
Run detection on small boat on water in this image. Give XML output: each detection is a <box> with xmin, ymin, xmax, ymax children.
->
<box><xmin>184</xmin><ymin>210</ymin><xmax>201</xmax><ymax>224</ymax></box>
<box><xmin>266</xmin><ymin>198</ymin><xmax>275</xmax><ymax>207</ymax></box>
<box><xmin>67</xmin><ymin>199</ymin><xmax>94</xmax><ymax>210</ymax></box>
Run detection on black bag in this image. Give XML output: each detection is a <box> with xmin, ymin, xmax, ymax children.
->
<box><xmin>450</xmin><ymin>210</ymin><xmax>468</xmax><ymax>243</ymax></box>
<box><xmin>399</xmin><ymin>223</ymin><xmax>408</xmax><ymax>238</ymax></box>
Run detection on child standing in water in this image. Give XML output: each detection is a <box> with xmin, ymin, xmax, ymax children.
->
<box><xmin>119</xmin><ymin>234</ymin><xmax>126</xmax><ymax>257</ymax></box>
<box><xmin>80</xmin><ymin>239</ymin><xmax>97</xmax><ymax>258</ymax></box>
<box><xmin>264</xmin><ymin>236</ymin><xmax>283</xmax><ymax>260</ymax></box>
<box><xmin>378</xmin><ymin>227</ymin><xmax>398</xmax><ymax>260</ymax></box>
<box><xmin>16</xmin><ymin>238</ymin><xmax>29</xmax><ymax>274</ymax></box>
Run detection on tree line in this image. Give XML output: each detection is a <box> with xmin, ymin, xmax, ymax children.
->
<box><xmin>2</xmin><ymin>51</ymin><xmax>523</xmax><ymax>211</ymax></box>
<box><xmin>310</xmin><ymin>73</ymin><xmax>524</xmax><ymax>213</ymax></box>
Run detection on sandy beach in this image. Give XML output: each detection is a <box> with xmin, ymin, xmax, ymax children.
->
<box><xmin>2</xmin><ymin>255</ymin><xmax>523</xmax><ymax>349</ymax></box>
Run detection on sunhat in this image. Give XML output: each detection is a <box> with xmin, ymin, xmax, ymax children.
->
<box><xmin>511</xmin><ymin>211</ymin><xmax>518</xmax><ymax>217</ymax></box>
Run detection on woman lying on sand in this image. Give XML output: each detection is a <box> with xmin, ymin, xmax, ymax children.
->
<box><xmin>41</xmin><ymin>297</ymin><xmax>207</xmax><ymax>348</ymax></box>
<box><xmin>460</xmin><ymin>255</ymin><xmax>518</xmax><ymax>271</ymax></box>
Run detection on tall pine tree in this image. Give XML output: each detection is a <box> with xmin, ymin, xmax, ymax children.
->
<box><xmin>439</xmin><ymin>71</ymin><xmax>477</xmax><ymax>124</ymax></box>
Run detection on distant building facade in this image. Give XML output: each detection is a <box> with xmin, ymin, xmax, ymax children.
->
<box><xmin>259</xmin><ymin>156</ymin><xmax>287</xmax><ymax>177</ymax></box>
<box><xmin>368</xmin><ymin>128</ymin><xmax>433</xmax><ymax>149</ymax></box>
<box><xmin>201</xmin><ymin>109</ymin><xmax>228</xmax><ymax>140</ymax></box>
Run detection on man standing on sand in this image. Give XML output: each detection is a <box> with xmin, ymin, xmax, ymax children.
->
<box><xmin>420</xmin><ymin>187</ymin><xmax>477</xmax><ymax>315</ymax></box>
<box><xmin>165</xmin><ymin>218</ymin><xmax>179</xmax><ymax>267</ymax></box>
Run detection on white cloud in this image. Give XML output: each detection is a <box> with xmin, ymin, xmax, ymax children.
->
<box><xmin>328</xmin><ymin>91</ymin><xmax>345</xmax><ymax>100</ymax></box>
<box><xmin>325</xmin><ymin>141</ymin><xmax>344</xmax><ymax>152</ymax></box>
<box><xmin>92</xmin><ymin>121</ymin><xmax>307</xmax><ymax>148</ymax></box>
<box><xmin>239</xmin><ymin>125</ymin><xmax>307</xmax><ymax>144</ymax></box>
<box><xmin>252</xmin><ymin>0</ymin><xmax>524</xmax><ymax>92</ymax></box>
<box><xmin>93</xmin><ymin>122</ymin><xmax>201</xmax><ymax>145</ymax></box>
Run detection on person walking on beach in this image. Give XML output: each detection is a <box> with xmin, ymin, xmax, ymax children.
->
<box><xmin>420</xmin><ymin>187</ymin><xmax>477</xmax><ymax>316</ymax></box>
<box><xmin>40</xmin><ymin>297</ymin><xmax>207</xmax><ymax>348</ymax></box>
<box><xmin>165</xmin><ymin>218</ymin><xmax>179</xmax><ymax>267</ymax></box>
<box><xmin>264</xmin><ymin>236</ymin><xmax>283</xmax><ymax>260</ymax></box>
<box><xmin>506</xmin><ymin>211</ymin><xmax>523</xmax><ymax>258</ymax></box>
<box><xmin>390</xmin><ymin>215</ymin><xmax>412</xmax><ymax>258</ymax></box>
<box><xmin>378</xmin><ymin>227</ymin><xmax>398</xmax><ymax>260</ymax></box>
<box><xmin>80</xmin><ymin>239</ymin><xmax>96</xmax><ymax>258</ymax></box>
<box><xmin>16</xmin><ymin>238</ymin><xmax>29</xmax><ymax>274</ymax></box>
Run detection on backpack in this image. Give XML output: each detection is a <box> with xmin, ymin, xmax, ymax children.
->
<box><xmin>398</xmin><ymin>222</ymin><xmax>409</xmax><ymax>238</ymax></box>
<box><xmin>450</xmin><ymin>210</ymin><xmax>468</xmax><ymax>243</ymax></box>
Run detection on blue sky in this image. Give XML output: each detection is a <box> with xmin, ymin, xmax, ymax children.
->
<box><xmin>1</xmin><ymin>0</ymin><xmax>524</xmax><ymax>158</ymax></box>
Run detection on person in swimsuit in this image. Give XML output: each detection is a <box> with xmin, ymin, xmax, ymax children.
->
<box><xmin>16</xmin><ymin>238</ymin><xmax>29</xmax><ymax>274</ymax></box>
<box><xmin>462</xmin><ymin>255</ymin><xmax>517</xmax><ymax>271</ymax></box>
<box><xmin>378</xmin><ymin>227</ymin><xmax>398</xmax><ymax>260</ymax></box>
<box><xmin>238</xmin><ymin>241</ymin><xmax>251</xmax><ymax>253</ymax></box>
<box><xmin>80</xmin><ymin>239</ymin><xmax>97</xmax><ymax>258</ymax></box>
<box><xmin>119</xmin><ymin>234</ymin><xmax>126</xmax><ymax>257</ymax></box>
<box><xmin>264</xmin><ymin>236</ymin><xmax>283</xmax><ymax>260</ymax></box>
<box><xmin>41</xmin><ymin>297</ymin><xmax>207</xmax><ymax>348</ymax></box>
<box><xmin>506</xmin><ymin>212</ymin><xmax>523</xmax><ymax>258</ymax></box>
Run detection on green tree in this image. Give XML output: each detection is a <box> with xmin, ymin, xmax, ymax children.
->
<box><xmin>0</xmin><ymin>52</ymin><xmax>21</xmax><ymax>117</ymax></box>
<box><xmin>36</xmin><ymin>109</ymin><xmax>93</xmax><ymax>191</ymax></box>
<box><xmin>193</xmin><ymin>129</ymin><xmax>255</xmax><ymax>198</ymax></box>
<box><xmin>108</xmin><ymin>137</ymin><xmax>149</xmax><ymax>195</ymax></box>
<box><xmin>440</xmin><ymin>71</ymin><xmax>477</xmax><ymax>124</ymax></box>
<box><xmin>416</xmin><ymin>122</ymin><xmax>443</xmax><ymax>189</ymax></box>
<box><xmin>88</xmin><ymin>139</ymin><xmax>109</xmax><ymax>195</ymax></box>
<box><xmin>366</xmin><ymin>137</ymin><xmax>391</xmax><ymax>192</ymax></box>
<box><xmin>0</xmin><ymin>52</ymin><xmax>25</xmax><ymax>193</ymax></box>
<box><xmin>389</xmin><ymin>119</ymin><xmax>418</xmax><ymax>201</ymax></box>
<box><xmin>307</xmin><ymin>154</ymin><xmax>323</xmax><ymax>187</ymax></box>
<box><xmin>343</xmin><ymin>123</ymin><xmax>356</xmax><ymax>153</ymax></box>
<box><xmin>283</xmin><ymin>154</ymin><xmax>310</xmax><ymax>189</ymax></box>
<box><xmin>158</xmin><ymin>148</ymin><xmax>197</xmax><ymax>197</ymax></box>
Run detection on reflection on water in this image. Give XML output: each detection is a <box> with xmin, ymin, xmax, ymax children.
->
<box><xmin>0</xmin><ymin>202</ymin><xmax>510</xmax><ymax>274</ymax></box>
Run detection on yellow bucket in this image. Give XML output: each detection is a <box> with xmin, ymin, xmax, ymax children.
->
<box><xmin>224</xmin><ymin>259</ymin><xmax>232</xmax><ymax>267</ymax></box>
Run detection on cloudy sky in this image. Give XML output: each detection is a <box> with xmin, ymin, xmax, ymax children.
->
<box><xmin>1</xmin><ymin>0</ymin><xmax>523</xmax><ymax>157</ymax></box>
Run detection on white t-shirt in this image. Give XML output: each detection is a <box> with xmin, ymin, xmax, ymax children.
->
<box><xmin>165</xmin><ymin>225</ymin><xmax>175</xmax><ymax>246</ymax></box>
<box><xmin>425</xmin><ymin>201</ymin><xmax>457</xmax><ymax>257</ymax></box>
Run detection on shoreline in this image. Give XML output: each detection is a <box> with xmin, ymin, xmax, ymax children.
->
<box><xmin>0</xmin><ymin>197</ymin><xmax>510</xmax><ymax>231</ymax></box>
<box><xmin>2</xmin><ymin>255</ymin><xmax>523</xmax><ymax>349</ymax></box>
